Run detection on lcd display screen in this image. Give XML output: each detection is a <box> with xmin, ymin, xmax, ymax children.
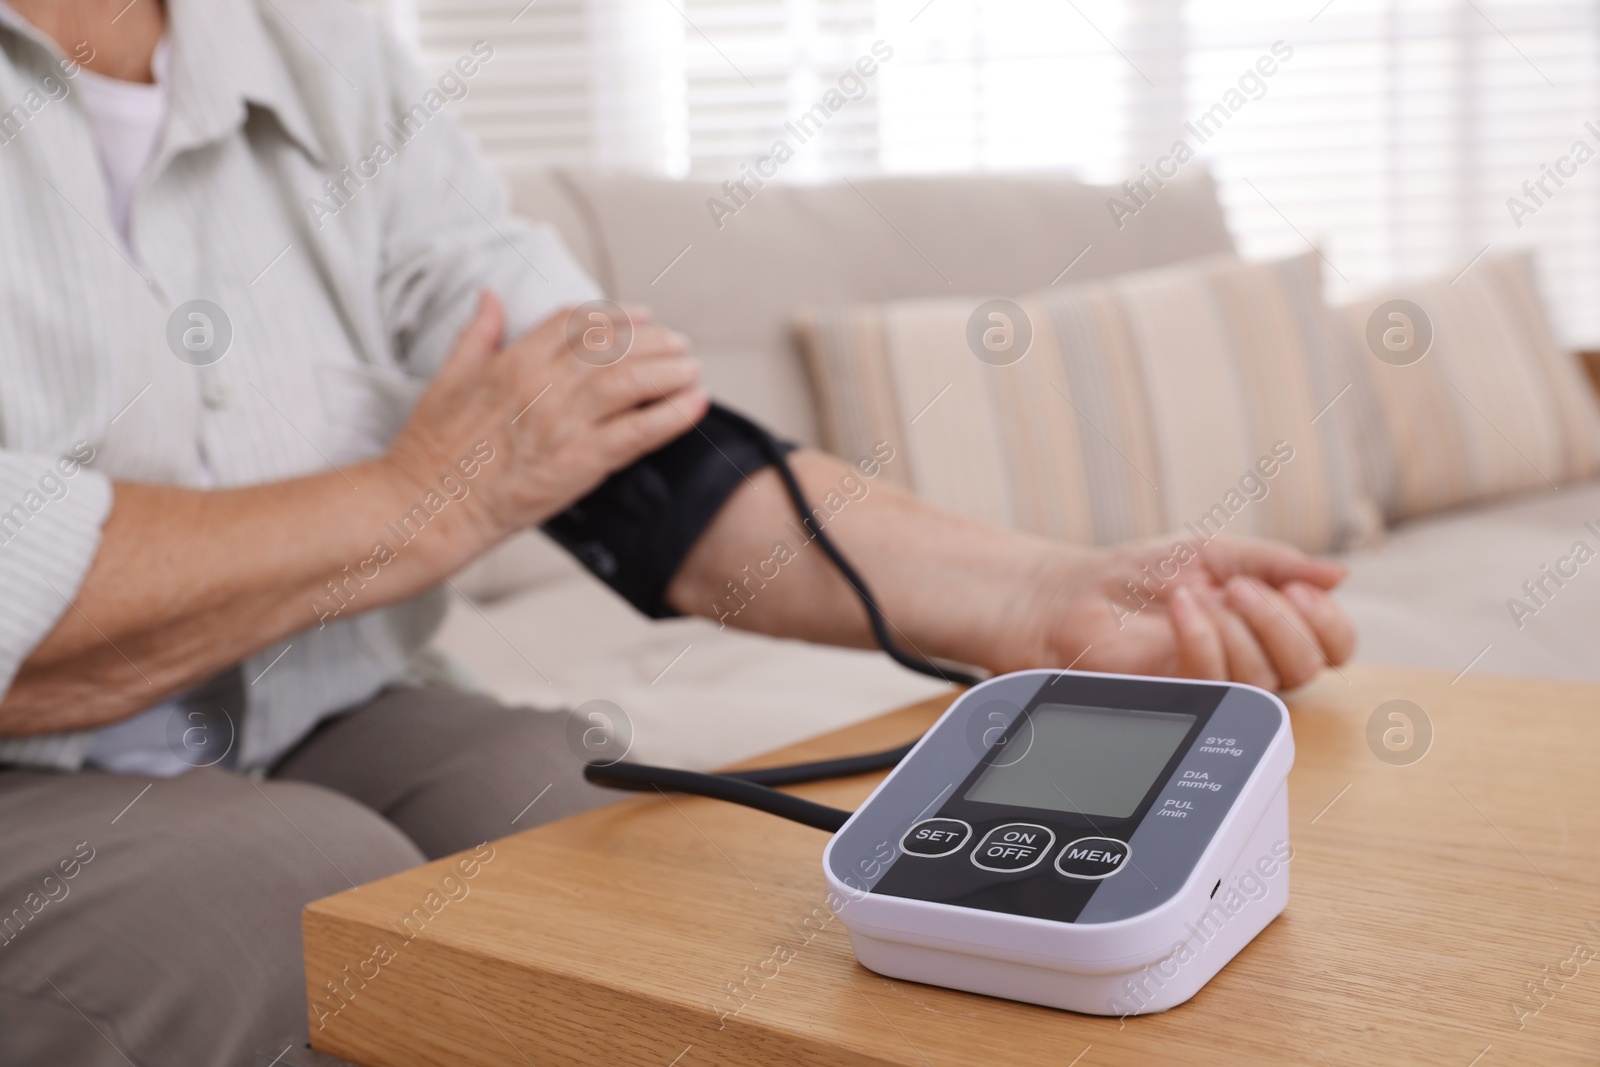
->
<box><xmin>963</xmin><ymin>703</ymin><xmax>1196</xmax><ymax>819</ymax></box>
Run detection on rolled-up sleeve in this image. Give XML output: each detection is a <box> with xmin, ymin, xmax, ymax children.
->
<box><xmin>372</xmin><ymin>34</ymin><xmax>600</xmax><ymax>379</ymax></box>
<box><xmin>0</xmin><ymin>453</ymin><xmax>113</xmax><ymax>699</ymax></box>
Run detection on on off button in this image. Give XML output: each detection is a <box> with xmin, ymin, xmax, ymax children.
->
<box><xmin>971</xmin><ymin>823</ymin><xmax>1055</xmax><ymax>872</ymax></box>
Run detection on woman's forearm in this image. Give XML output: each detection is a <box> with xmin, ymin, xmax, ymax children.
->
<box><xmin>665</xmin><ymin>449</ymin><xmax>1051</xmax><ymax>669</ymax></box>
<box><xmin>0</xmin><ymin>460</ymin><xmax>479</xmax><ymax>736</ymax></box>
<box><xmin>665</xmin><ymin>449</ymin><xmax>1354</xmax><ymax>687</ymax></box>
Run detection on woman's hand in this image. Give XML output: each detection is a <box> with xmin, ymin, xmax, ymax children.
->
<box><xmin>1009</xmin><ymin>535</ymin><xmax>1356</xmax><ymax>690</ymax></box>
<box><xmin>382</xmin><ymin>293</ymin><xmax>709</xmax><ymax>565</ymax></box>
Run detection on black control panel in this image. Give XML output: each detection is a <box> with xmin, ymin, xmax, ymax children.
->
<box><xmin>866</xmin><ymin>672</ymin><xmax>1278</xmax><ymax>924</ymax></box>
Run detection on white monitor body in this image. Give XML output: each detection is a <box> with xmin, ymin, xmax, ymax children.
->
<box><xmin>822</xmin><ymin>669</ymin><xmax>1294</xmax><ymax>1017</ymax></box>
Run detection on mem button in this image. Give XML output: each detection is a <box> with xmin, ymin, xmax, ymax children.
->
<box><xmin>971</xmin><ymin>823</ymin><xmax>1055</xmax><ymax>873</ymax></box>
<box><xmin>1055</xmin><ymin>836</ymin><xmax>1131</xmax><ymax>880</ymax></box>
<box><xmin>899</xmin><ymin>818</ymin><xmax>972</xmax><ymax>858</ymax></box>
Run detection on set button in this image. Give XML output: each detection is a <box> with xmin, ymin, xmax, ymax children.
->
<box><xmin>1055</xmin><ymin>836</ymin><xmax>1131</xmax><ymax>880</ymax></box>
<box><xmin>899</xmin><ymin>818</ymin><xmax>972</xmax><ymax>858</ymax></box>
<box><xmin>971</xmin><ymin>823</ymin><xmax>1055</xmax><ymax>872</ymax></box>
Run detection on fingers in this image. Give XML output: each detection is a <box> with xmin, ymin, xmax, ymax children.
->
<box><xmin>562</xmin><ymin>321</ymin><xmax>696</xmax><ymax>418</ymax></box>
<box><xmin>1170</xmin><ymin>586</ymin><xmax>1226</xmax><ymax>680</ymax></box>
<box><xmin>582</xmin><ymin>352</ymin><xmax>702</xmax><ymax>419</ymax></box>
<box><xmin>608</xmin><ymin>322</ymin><xmax>688</xmax><ymax>364</ymax></box>
<box><xmin>593</xmin><ymin>386</ymin><xmax>708</xmax><ymax>467</ymax></box>
<box><xmin>1223</xmin><ymin>576</ymin><xmax>1326</xmax><ymax>689</ymax></box>
<box><xmin>1201</xmin><ymin>536</ymin><xmax>1346</xmax><ymax>591</ymax></box>
<box><xmin>1205</xmin><ymin>588</ymin><xmax>1279</xmax><ymax>690</ymax></box>
<box><xmin>435</xmin><ymin>291</ymin><xmax>506</xmax><ymax>387</ymax></box>
<box><xmin>507</xmin><ymin>307</ymin><xmax>683</xmax><ymax>369</ymax></box>
<box><xmin>1172</xmin><ymin>576</ymin><xmax>1346</xmax><ymax>690</ymax></box>
<box><xmin>1284</xmin><ymin>581</ymin><xmax>1357</xmax><ymax>666</ymax></box>
<box><xmin>497</xmin><ymin>311</ymin><xmax>697</xmax><ymax>424</ymax></box>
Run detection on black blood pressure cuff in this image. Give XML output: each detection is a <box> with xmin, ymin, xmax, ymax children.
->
<box><xmin>541</xmin><ymin>403</ymin><xmax>795</xmax><ymax>618</ymax></box>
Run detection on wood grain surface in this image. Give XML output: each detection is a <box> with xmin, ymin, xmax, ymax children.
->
<box><xmin>305</xmin><ymin>664</ymin><xmax>1600</xmax><ymax>1065</ymax></box>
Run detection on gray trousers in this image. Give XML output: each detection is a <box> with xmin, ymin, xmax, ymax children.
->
<box><xmin>0</xmin><ymin>685</ymin><xmax>617</xmax><ymax>1066</ymax></box>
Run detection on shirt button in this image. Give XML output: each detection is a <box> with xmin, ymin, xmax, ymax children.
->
<box><xmin>202</xmin><ymin>381</ymin><xmax>233</xmax><ymax>410</ymax></box>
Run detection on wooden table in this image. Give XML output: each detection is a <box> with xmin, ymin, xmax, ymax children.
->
<box><xmin>304</xmin><ymin>664</ymin><xmax>1600</xmax><ymax>1065</ymax></box>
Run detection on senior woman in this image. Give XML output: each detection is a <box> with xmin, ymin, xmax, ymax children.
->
<box><xmin>0</xmin><ymin>0</ymin><xmax>1354</xmax><ymax>1061</ymax></box>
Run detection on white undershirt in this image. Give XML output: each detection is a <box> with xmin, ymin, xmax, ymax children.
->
<box><xmin>71</xmin><ymin>40</ymin><xmax>170</xmax><ymax>247</ymax></box>
<box><xmin>66</xmin><ymin>36</ymin><xmax>230</xmax><ymax>777</ymax></box>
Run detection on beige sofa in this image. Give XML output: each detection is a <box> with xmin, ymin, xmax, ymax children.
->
<box><xmin>435</xmin><ymin>169</ymin><xmax>1600</xmax><ymax>769</ymax></box>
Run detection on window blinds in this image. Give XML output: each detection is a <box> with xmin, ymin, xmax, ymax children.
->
<box><xmin>394</xmin><ymin>0</ymin><xmax>1600</xmax><ymax>343</ymax></box>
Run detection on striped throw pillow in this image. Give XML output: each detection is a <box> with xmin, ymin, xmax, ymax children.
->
<box><xmin>796</xmin><ymin>252</ymin><xmax>1381</xmax><ymax>554</ymax></box>
<box><xmin>1335</xmin><ymin>252</ymin><xmax>1600</xmax><ymax>521</ymax></box>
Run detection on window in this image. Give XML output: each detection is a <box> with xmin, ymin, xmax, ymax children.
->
<box><xmin>393</xmin><ymin>0</ymin><xmax>1600</xmax><ymax>343</ymax></box>
<box><xmin>1184</xmin><ymin>0</ymin><xmax>1600</xmax><ymax>341</ymax></box>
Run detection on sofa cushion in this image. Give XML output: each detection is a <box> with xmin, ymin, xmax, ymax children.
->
<box><xmin>1338</xmin><ymin>477</ymin><xmax>1600</xmax><ymax>683</ymax></box>
<box><xmin>1335</xmin><ymin>251</ymin><xmax>1600</xmax><ymax>521</ymax></box>
<box><xmin>432</xmin><ymin>571</ymin><xmax>951</xmax><ymax>769</ymax></box>
<box><xmin>531</xmin><ymin>170</ymin><xmax>1234</xmax><ymax>444</ymax></box>
<box><xmin>448</xmin><ymin>529</ymin><xmax>583</xmax><ymax>605</ymax></box>
<box><xmin>794</xmin><ymin>251</ymin><xmax>1380</xmax><ymax>554</ymax></box>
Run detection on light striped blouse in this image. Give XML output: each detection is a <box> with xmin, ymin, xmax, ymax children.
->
<box><xmin>0</xmin><ymin>0</ymin><xmax>598</xmax><ymax>769</ymax></box>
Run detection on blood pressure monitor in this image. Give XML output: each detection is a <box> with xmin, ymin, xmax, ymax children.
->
<box><xmin>822</xmin><ymin>669</ymin><xmax>1293</xmax><ymax>1015</ymax></box>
